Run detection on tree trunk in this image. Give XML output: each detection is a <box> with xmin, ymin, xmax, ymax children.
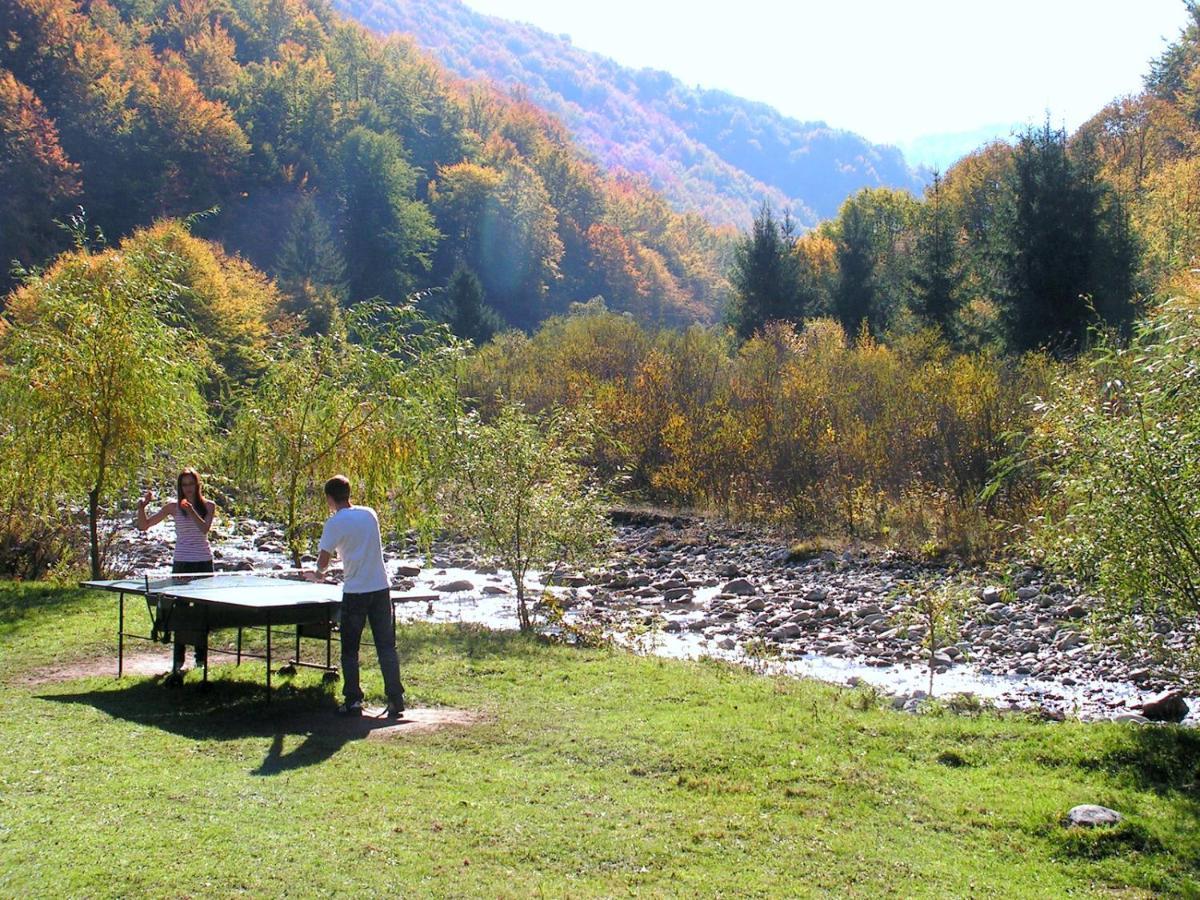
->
<box><xmin>928</xmin><ymin>620</ymin><xmax>936</xmax><ymax>698</ymax></box>
<box><xmin>515</xmin><ymin>578</ymin><xmax>531</xmax><ymax>632</ymax></box>
<box><xmin>87</xmin><ymin>486</ymin><xmax>101</xmax><ymax>579</ymax></box>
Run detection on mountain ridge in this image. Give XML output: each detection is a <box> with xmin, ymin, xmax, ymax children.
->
<box><xmin>335</xmin><ymin>0</ymin><xmax>929</xmax><ymax>228</ymax></box>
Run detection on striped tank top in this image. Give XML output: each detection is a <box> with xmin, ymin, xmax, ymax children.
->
<box><xmin>173</xmin><ymin>503</ymin><xmax>213</xmax><ymax>563</ymax></box>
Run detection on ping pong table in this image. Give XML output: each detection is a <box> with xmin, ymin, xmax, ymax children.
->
<box><xmin>82</xmin><ymin>573</ymin><xmax>355</xmax><ymax>698</ymax></box>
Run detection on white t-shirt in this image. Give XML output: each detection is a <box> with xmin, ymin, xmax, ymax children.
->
<box><xmin>318</xmin><ymin>506</ymin><xmax>389</xmax><ymax>594</ymax></box>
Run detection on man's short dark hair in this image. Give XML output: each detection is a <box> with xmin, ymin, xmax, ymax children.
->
<box><xmin>324</xmin><ymin>475</ymin><xmax>351</xmax><ymax>503</ymax></box>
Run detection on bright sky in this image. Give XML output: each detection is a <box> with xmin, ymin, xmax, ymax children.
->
<box><xmin>462</xmin><ymin>0</ymin><xmax>1187</xmax><ymax>151</ymax></box>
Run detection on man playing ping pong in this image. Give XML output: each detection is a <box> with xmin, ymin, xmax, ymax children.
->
<box><xmin>307</xmin><ymin>475</ymin><xmax>405</xmax><ymax>718</ymax></box>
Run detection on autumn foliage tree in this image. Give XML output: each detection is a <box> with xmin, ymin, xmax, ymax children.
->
<box><xmin>0</xmin><ymin>240</ymin><xmax>209</xmax><ymax>577</ymax></box>
<box><xmin>0</xmin><ymin>69</ymin><xmax>80</xmax><ymax>278</ymax></box>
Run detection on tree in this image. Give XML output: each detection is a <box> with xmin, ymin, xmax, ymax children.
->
<box><xmin>0</xmin><ymin>69</ymin><xmax>80</xmax><ymax>288</ymax></box>
<box><xmin>337</xmin><ymin>126</ymin><xmax>439</xmax><ymax>304</ymax></box>
<box><xmin>902</xmin><ymin>578</ymin><xmax>973</xmax><ymax>697</ymax></box>
<box><xmin>1033</xmin><ymin>277</ymin><xmax>1200</xmax><ymax>685</ymax></box>
<box><xmin>832</xmin><ymin>197</ymin><xmax>876</xmax><ymax>337</ymax></box>
<box><xmin>436</xmin><ymin>264</ymin><xmax>503</xmax><ymax>345</ymax></box>
<box><xmin>276</xmin><ymin>193</ymin><xmax>347</xmax><ymax>298</ymax></box>
<box><xmin>0</xmin><ymin>245</ymin><xmax>208</xmax><ymax>577</ymax></box>
<box><xmin>830</xmin><ymin>188</ymin><xmax>920</xmax><ymax>337</ymax></box>
<box><xmin>449</xmin><ymin>405</ymin><xmax>612</xmax><ymax>631</ymax></box>
<box><xmin>430</xmin><ymin>150</ymin><xmax>564</xmax><ymax>328</ymax></box>
<box><xmin>226</xmin><ymin>303</ymin><xmax>460</xmax><ymax>564</ymax></box>
<box><xmin>909</xmin><ymin>172</ymin><xmax>961</xmax><ymax>337</ymax></box>
<box><xmin>999</xmin><ymin>122</ymin><xmax>1136</xmax><ymax>355</ymax></box>
<box><xmin>728</xmin><ymin>203</ymin><xmax>803</xmax><ymax>340</ymax></box>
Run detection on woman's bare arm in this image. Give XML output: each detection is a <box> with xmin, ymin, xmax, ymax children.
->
<box><xmin>137</xmin><ymin>491</ymin><xmax>174</xmax><ymax>531</ymax></box>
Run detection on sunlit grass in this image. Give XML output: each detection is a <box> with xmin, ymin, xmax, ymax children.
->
<box><xmin>0</xmin><ymin>581</ymin><xmax>1195</xmax><ymax>897</ymax></box>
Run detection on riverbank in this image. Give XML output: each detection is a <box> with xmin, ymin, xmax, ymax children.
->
<box><xmin>105</xmin><ymin>510</ymin><xmax>1197</xmax><ymax>724</ymax></box>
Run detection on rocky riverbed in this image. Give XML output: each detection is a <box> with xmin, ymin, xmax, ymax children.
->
<box><xmin>107</xmin><ymin>510</ymin><xmax>1197</xmax><ymax>725</ymax></box>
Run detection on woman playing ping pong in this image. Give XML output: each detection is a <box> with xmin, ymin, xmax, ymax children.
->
<box><xmin>137</xmin><ymin>467</ymin><xmax>217</xmax><ymax>686</ymax></box>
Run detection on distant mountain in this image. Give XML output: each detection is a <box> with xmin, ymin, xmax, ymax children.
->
<box><xmin>898</xmin><ymin>123</ymin><xmax>1023</xmax><ymax>171</ymax></box>
<box><xmin>335</xmin><ymin>0</ymin><xmax>929</xmax><ymax>228</ymax></box>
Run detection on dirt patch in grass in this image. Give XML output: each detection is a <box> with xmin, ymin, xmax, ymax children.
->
<box><xmin>289</xmin><ymin>706</ymin><xmax>484</xmax><ymax>741</ymax></box>
<box><xmin>13</xmin><ymin>649</ymin><xmax>175</xmax><ymax>685</ymax></box>
<box><xmin>15</xmin><ymin>651</ymin><xmax>484</xmax><ymax>741</ymax></box>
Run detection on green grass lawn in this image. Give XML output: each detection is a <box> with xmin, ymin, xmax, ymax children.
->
<box><xmin>0</xmin><ymin>581</ymin><xmax>1196</xmax><ymax>898</ymax></box>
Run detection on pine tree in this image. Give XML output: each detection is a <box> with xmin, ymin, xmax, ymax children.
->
<box><xmin>275</xmin><ymin>193</ymin><xmax>347</xmax><ymax>299</ymax></box>
<box><xmin>833</xmin><ymin>198</ymin><xmax>875</xmax><ymax>337</ymax></box>
<box><xmin>337</xmin><ymin>126</ymin><xmax>438</xmax><ymax>304</ymax></box>
<box><xmin>909</xmin><ymin>172</ymin><xmax>961</xmax><ymax>338</ymax></box>
<box><xmin>728</xmin><ymin>203</ymin><xmax>803</xmax><ymax>341</ymax></box>
<box><xmin>439</xmin><ymin>264</ymin><xmax>503</xmax><ymax>345</ymax></box>
<box><xmin>998</xmin><ymin>122</ymin><xmax>1135</xmax><ymax>355</ymax></box>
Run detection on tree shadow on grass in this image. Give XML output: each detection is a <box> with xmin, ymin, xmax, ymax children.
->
<box><xmin>1087</xmin><ymin>725</ymin><xmax>1200</xmax><ymax>802</ymax></box>
<box><xmin>0</xmin><ymin>583</ymin><xmax>95</xmax><ymax>637</ymax></box>
<box><xmin>38</xmin><ymin>676</ymin><xmax>412</xmax><ymax>776</ymax></box>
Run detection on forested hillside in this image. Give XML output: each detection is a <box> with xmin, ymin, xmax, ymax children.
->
<box><xmin>0</xmin><ymin>0</ymin><xmax>732</xmax><ymax>328</ymax></box>
<box><xmin>335</xmin><ymin>0</ymin><xmax>928</xmax><ymax>228</ymax></box>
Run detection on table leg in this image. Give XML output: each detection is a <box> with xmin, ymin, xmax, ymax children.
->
<box><xmin>266</xmin><ymin>614</ymin><xmax>272</xmax><ymax>702</ymax></box>
<box><xmin>236</xmin><ymin>627</ymin><xmax>242</xmax><ymax>666</ymax></box>
<box><xmin>295</xmin><ymin>624</ymin><xmax>301</xmax><ymax>666</ymax></box>
<box><xmin>117</xmin><ymin>591</ymin><xmax>125</xmax><ymax>678</ymax></box>
<box><xmin>202</xmin><ymin>603</ymin><xmax>209</xmax><ymax>686</ymax></box>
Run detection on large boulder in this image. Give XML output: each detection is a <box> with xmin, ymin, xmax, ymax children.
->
<box><xmin>1141</xmin><ymin>690</ymin><xmax>1191</xmax><ymax>723</ymax></box>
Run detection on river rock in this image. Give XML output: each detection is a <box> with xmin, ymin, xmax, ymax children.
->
<box><xmin>769</xmin><ymin>624</ymin><xmax>802</xmax><ymax>641</ymax></box>
<box><xmin>394</xmin><ymin>565</ymin><xmax>421</xmax><ymax>577</ymax></box>
<box><xmin>1066</xmin><ymin>805</ymin><xmax>1122</xmax><ymax>827</ymax></box>
<box><xmin>722</xmin><ymin>578</ymin><xmax>756</xmax><ymax>595</ymax></box>
<box><xmin>434</xmin><ymin>579</ymin><xmax>474</xmax><ymax>593</ymax></box>
<box><xmin>1141</xmin><ymin>690</ymin><xmax>1190</xmax><ymax>723</ymax></box>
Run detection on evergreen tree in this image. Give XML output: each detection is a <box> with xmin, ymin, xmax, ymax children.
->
<box><xmin>337</xmin><ymin>126</ymin><xmax>439</xmax><ymax>304</ymax></box>
<box><xmin>728</xmin><ymin>203</ymin><xmax>803</xmax><ymax>341</ymax></box>
<box><xmin>909</xmin><ymin>172</ymin><xmax>961</xmax><ymax>337</ymax></box>
<box><xmin>438</xmin><ymin>264</ymin><xmax>503</xmax><ymax>345</ymax></box>
<box><xmin>275</xmin><ymin>193</ymin><xmax>347</xmax><ymax>301</ymax></box>
<box><xmin>833</xmin><ymin>198</ymin><xmax>875</xmax><ymax>337</ymax></box>
<box><xmin>999</xmin><ymin>122</ymin><xmax>1136</xmax><ymax>355</ymax></box>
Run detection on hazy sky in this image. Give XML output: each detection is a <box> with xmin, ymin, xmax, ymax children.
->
<box><xmin>461</xmin><ymin>0</ymin><xmax>1187</xmax><ymax>148</ymax></box>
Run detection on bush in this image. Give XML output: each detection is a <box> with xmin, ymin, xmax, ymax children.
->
<box><xmin>465</xmin><ymin>306</ymin><xmax>1049</xmax><ymax>558</ymax></box>
<box><xmin>1031</xmin><ymin>276</ymin><xmax>1200</xmax><ymax>685</ymax></box>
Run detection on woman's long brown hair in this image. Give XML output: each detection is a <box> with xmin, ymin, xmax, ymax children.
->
<box><xmin>176</xmin><ymin>468</ymin><xmax>208</xmax><ymax>515</ymax></box>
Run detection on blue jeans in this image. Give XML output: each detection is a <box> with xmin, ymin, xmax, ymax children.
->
<box><xmin>340</xmin><ymin>589</ymin><xmax>404</xmax><ymax>707</ymax></box>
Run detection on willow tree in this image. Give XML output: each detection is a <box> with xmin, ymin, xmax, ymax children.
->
<box><xmin>448</xmin><ymin>405</ymin><xmax>612</xmax><ymax>632</ymax></box>
<box><xmin>226</xmin><ymin>303</ymin><xmax>461</xmax><ymax>565</ymax></box>
<box><xmin>0</xmin><ymin>249</ymin><xmax>209</xmax><ymax>577</ymax></box>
